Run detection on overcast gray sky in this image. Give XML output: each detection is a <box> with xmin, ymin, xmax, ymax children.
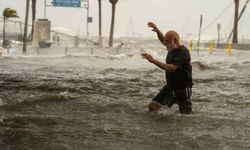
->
<box><xmin>1</xmin><ymin>0</ymin><xmax>250</xmax><ymax>39</ymax></box>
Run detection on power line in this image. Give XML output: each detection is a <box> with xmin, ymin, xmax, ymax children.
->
<box><xmin>192</xmin><ymin>0</ymin><xmax>234</xmax><ymax>40</ymax></box>
<box><xmin>226</xmin><ymin>0</ymin><xmax>250</xmax><ymax>42</ymax></box>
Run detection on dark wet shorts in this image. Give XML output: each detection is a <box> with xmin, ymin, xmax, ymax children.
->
<box><xmin>152</xmin><ymin>86</ymin><xmax>192</xmax><ymax>114</ymax></box>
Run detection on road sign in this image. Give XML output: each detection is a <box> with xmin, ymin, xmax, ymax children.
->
<box><xmin>53</xmin><ymin>0</ymin><xmax>81</xmax><ymax>8</ymax></box>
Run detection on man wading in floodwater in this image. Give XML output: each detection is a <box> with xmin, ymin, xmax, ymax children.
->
<box><xmin>141</xmin><ymin>22</ymin><xmax>193</xmax><ymax>114</ymax></box>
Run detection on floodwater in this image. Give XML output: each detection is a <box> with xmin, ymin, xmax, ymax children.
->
<box><xmin>0</xmin><ymin>42</ymin><xmax>250</xmax><ymax>150</ymax></box>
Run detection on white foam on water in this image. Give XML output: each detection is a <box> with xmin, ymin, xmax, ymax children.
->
<box><xmin>0</xmin><ymin>98</ymin><xmax>5</xmax><ymax>106</ymax></box>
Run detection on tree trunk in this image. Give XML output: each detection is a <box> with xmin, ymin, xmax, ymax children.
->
<box><xmin>31</xmin><ymin>0</ymin><xmax>37</xmax><ymax>40</ymax></box>
<box><xmin>98</xmin><ymin>0</ymin><xmax>102</xmax><ymax>47</ymax></box>
<box><xmin>233</xmin><ymin>0</ymin><xmax>239</xmax><ymax>43</ymax></box>
<box><xmin>23</xmin><ymin>0</ymin><xmax>30</xmax><ymax>53</ymax></box>
<box><xmin>109</xmin><ymin>0</ymin><xmax>118</xmax><ymax>47</ymax></box>
<box><xmin>2</xmin><ymin>17</ymin><xmax>6</xmax><ymax>47</ymax></box>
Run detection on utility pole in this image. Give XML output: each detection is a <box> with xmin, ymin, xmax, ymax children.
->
<box><xmin>109</xmin><ymin>0</ymin><xmax>119</xmax><ymax>47</ymax></box>
<box><xmin>227</xmin><ymin>0</ymin><xmax>250</xmax><ymax>43</ymax></box>
<box><xmin>86</xmin><ymin>0</ymin><xmax>89</xmax><ymax>45</ymax></box>
<box><xmin>98</xmin><ymin>0</ymin><xmax>102</xmax><ymax>47</ymax></box>
<box><xmin>232</xmin><ymin>0</ymin><xmax>239</xmax><ymax>44</ymax></box>
<box><xmin>23</xmin><ymin>0</ymin><xmax>30</xmax><ymax>54</ymax></box>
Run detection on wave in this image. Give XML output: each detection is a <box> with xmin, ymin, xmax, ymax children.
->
<box><xmin>194</xmin><ymin>76</ymin><xmax>236</xmax><ymax>83</ymax></box>
<box><xmin>0</xmin><ymin>51</ymin><xmax>134</xmax><ymax>60</ymax></box>
<box><xmin>94</xmin><ymin>53</ymin><xmax>133</xmax><ymax>59</ymax></box>
<box><xmin>229</xmin><ymin>61</ymin><xmax>250</xmax><ymax>70</ymax></box>
<box><xmin>0</xmin><ymin>55</ymin><xmax>28</xmax><ymax>60</ymax></box>
<box><xmin>226</xmin><ymin>99</ymin><xmax>250</xmax><ymax>105</ymax></box>
<box><xmin>0</xmin><ymin>115</ymin><xmax>59</xmax><ymax>128</ymax></box>
<box><xmin>92</xmin><ymin>102</ymin><xmax>137</xmax><ymax>114</ymax></box>
<box><xmin>242</xmin><ymin>61</ymin><xmax>250</xmax><ymax>64</ymax></box>
<box><xmin>192</xmin><ymin>61</ymin><xmax>221</xmax><ymax>71</ymax></box>
<box><xmin>0</xmin><ymin>98</ymin><xmax>5</xmax><ymax>106</ymax></box>
<box><xmin>0</xmin><ymin>93</ymin><xmax>79</xmax><ymax>109</ymax></box>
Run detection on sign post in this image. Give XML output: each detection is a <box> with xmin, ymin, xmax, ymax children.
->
<box><xmin>44</xmin><ymin>0</ymin><xmax>90</xmax><ymax>44</ymax></box>
<box><xmin>197</xmin><ymin>14</ymin><xmax>203</xmax><ymax>54</ymax></box>
<box><xmin>217</xmin><ymin>23</ymin><xmax>221</xmax><ymax>49</ymax></box>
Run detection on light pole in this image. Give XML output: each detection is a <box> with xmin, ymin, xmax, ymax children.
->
<box><xmin>86</xmin><ymin>0</ymin><xmax>89</xmax><ymax>45</ymax></box>
<box><xmin>98</xmin><ymin>0</ymin><xmax>102</xmax><ymax>47</ymax></box>
<box><xmin>217</xmin><ymin>23</ymin><xmax>221</xmax><ymax>49</ymax></box>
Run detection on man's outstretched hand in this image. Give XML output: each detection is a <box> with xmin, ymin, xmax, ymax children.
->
<box><xmin>147</xmin><ymin>22</ymin><xmax>158</xmax><ymax>32</ymax></box>
<box><xmin>141</xmin><ymin>53</ymin><xmax>154</xmax><ymax>63</ymax></box>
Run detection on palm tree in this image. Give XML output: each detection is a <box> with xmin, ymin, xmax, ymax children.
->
<box><xmin>23</xmin><ymin>0</ymin><xmax>30</xmax><ymax>53</ymax></box>
<box><xmin>98</xmin><ymin>0</ymin><xmax>102</xmax><ymax>47</ymax></box>
<box><xmin>109</xmin><ymin>0</ymin><xmax>118</xmax><ymax>47</ymax></box>
<box><xmin>232</xmin><ymin>0</ymin><xmax>239</xmax><ymax>43</ymax></box>
<box><xmin>30</xmin><ymin>0</ymin><xmax>37</xmax><ymax>40</ymax></box>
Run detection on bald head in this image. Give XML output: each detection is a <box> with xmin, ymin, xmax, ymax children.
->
<box><xmin>163</xmin><ymin>30</ymin><xmax>181</xmax><ymax>50</ymax></box>
<box><xmin>165</xmin><ymin>30</ymin><xmax>180</xmax><ymax>42</ymax></box>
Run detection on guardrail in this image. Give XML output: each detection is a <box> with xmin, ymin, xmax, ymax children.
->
<box><xmin>203</xmin><ymin>42</ymin><xmax>250</xmax><ymax>50</ymax></box>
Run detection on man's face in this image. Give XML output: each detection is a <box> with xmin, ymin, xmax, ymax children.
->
<box><xmin>164</xmin><ymin>38</ymin><xmax>176</xmax><ymax>51</ymax></box>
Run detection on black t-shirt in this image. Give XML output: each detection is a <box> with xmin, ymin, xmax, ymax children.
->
<box><xmin>165</xmin><ymin>45</ymin><xmax>193</xmax><ymax>90</ymax></box>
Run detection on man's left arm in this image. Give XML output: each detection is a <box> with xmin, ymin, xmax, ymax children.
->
<box><xmin>141</xmin><ymin>53</ymin><xmax>178</xmax><ymax>72</ymax></box>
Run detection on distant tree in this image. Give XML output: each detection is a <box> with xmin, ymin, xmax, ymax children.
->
<box><xmin>98</xmin><ymin>0</ymin><xmax>102</xmax><ymax>47</ymax></box>
<box><xmin>109</xmin><ymin>0</ymin><xmax>118</xmax><ymax>47</ymax></box>
<box><xmin>232</xmin><ymin>0</ymin><xmax>239</xmax><ymax>43</ymax></box>
<box><xmin>30</xmin><ymin>0</ymin><xmax>37</xmax><ymax>40</ymax></box>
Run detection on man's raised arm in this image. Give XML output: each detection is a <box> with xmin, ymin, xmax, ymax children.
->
<box><xmin>147</xmin><ymin>22</ymin><xmax>165</xmax><ymax>45</ymax></box>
